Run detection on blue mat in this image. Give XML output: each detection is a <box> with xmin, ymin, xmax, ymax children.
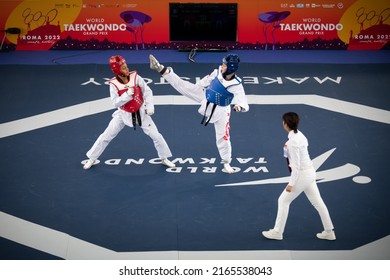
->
<box><xmin>0</xmin><ymin>62</ymin><xmax>389</xmax><ymax>259</ymax></box>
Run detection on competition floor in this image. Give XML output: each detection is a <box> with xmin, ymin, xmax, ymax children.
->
<box><xmin>0</xmin><ymin>50</ymin><xmax>389</xmax><ymax>260</ymax></box>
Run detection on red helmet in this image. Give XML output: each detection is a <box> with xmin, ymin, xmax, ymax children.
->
<box><xmin>109</xmin><ymin>55</ymin><xmax>126</xmax><ymax>75</ymax></box>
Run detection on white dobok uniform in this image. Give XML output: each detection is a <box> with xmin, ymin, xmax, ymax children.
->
<box><xmin>273</xmin><ymin>130</ymin><xmax>335</xmax><ymax>234</ymax></box>
<box><xmin>163</xmin><ymin>66</ymin><xmax>249</xmax><ymax>162</ymax></box>
<box><xmin>86</xmin><ymin>71</ymin><xmax>173</xmax><ymax>161</ymax></box>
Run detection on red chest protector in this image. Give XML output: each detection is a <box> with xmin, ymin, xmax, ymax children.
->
<box><xmin>109</xmin><ymin>71</ymin><xmax>144</xmax><ymax>113</ymax></box>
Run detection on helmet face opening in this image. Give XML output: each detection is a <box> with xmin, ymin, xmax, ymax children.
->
<box><xmin>109</xmin><ymin>55</ymin><xmax>126</xmax><ymax>76</ymax></box>
<box><xmin>223</xmin><ymin>53</ymin><xmax>240</xmax><ymax>75</ymax></box>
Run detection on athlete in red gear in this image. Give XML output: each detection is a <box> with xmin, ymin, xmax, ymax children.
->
<box><xmin>83</xmin><ymin>55</ymin><xmax>175</xmax><ymax>170</ymax></box>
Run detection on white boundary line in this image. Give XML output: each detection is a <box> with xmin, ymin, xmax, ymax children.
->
<box><xmin>1</xmin><ymin>211</ymin><xmax>389</xmax><ymax>260</ymax></box>
<box><xmin>0</xmin><ymin>94</ymin><xmax>389</xmax><ymax>138</ymax></box>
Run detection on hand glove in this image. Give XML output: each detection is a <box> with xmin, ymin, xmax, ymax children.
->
<box><xmin>233</xmin><ymin>105</ymin><xmax>241</xmax><ymax>112</ymax></box>
<box><xmin>126</xmin><ymin>87</ymin><xmax>134</xmax><ymax>96</ymax></box>
<box><xmin>146</xmin><ymin>108</ymin><xmax>154</xmax><ymax>116</ymax></box>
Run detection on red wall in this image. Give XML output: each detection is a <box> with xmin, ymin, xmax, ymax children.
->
<box><xmin>1</xmin><ymin>0</ymin><xmax>389</xmax><ymax>50</ymax></box>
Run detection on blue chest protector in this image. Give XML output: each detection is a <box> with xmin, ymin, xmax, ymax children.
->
<box><xmin>201</xmin><ymin>72</ymin><xmax>241</xmax><ymax>126</ymax></box>
<box><xmin>205</xmin><ymin>77</ymin><xmax>234</xmax><ymax>106</ymax></box>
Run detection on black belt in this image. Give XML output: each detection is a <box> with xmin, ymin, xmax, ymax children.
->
<box><xmin>286</xmin><ymin>158</ymin><xmax>292</xmax><ymax>173</ymax></box>
<box><xmin>131</xmin><ymin>110</ymin><xmax>142</xmax><ymax>130</ymax></box>
<box><xmin>200</xmin><ymin>101</ymin><xmax>217</xmax><ymax>126</ymax></box>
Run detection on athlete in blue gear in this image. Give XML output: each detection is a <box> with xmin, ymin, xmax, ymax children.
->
<box><xmin>149</xmin><ymin>53</ymin><xmax>249</xmax><ymax>174</ymax></box>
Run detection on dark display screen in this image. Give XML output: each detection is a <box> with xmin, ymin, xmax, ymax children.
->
<box><xmin>169</xmin><ymin>3</ymin><xmax>238</xmax><ymax>42</ymax></box>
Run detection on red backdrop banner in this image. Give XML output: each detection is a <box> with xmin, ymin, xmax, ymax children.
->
<box><xmin>0</xmin><ymin>0</ymin><xmax>388</xmax><ymax>51</ymax></box>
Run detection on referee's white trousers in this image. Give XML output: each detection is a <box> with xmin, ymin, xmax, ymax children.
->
<box><xmin>86</xmin><ymin>110</ymin><xmax>173</xmax><ymax>161</ymax></box>
<box><xmin>273</xmin><ymin>168</ymin><xmax>334</xmax><ymax>234</ymax></box>
<box><xmin>163</xmin><ymin>69</ymin><xmax>232</xmax><ymax>162</ymax></box>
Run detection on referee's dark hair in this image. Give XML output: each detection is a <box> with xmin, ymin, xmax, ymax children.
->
<box><xmin>283</xmin><ymin>112</ymin><xmax>300</xmax><ymax>133</ymax></box>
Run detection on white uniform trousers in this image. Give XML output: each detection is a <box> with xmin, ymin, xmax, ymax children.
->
<box><xmin>163</xmin><ymin>69</ymin><xmax>232</xmax><ymax>162</ymax></box>
<box><xmin>86</xmin><ymin>109</ymin><xmax>172</xmax><ymax>161</ymax></box>
<box><xmin>273</xmin><ymin>167</ymin><xmax>334</xmax><ymax>234</ymax></box>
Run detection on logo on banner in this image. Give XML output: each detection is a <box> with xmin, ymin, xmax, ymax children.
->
<box><xmin>4</xmin><ymin>0</ymin><xmax>82</xmax><ymax>50</ymax></box>
<box><xmin>279</xmin><ymin>18</ymin><xmax>344</xmax><ymax>36</ymax></box>
<box><xmin>346</xmin><ymin>6</ymin><xmax>390</xmax><ymax>50</ymax></box>
<box><xmin>338</xmin><ymin>1</ymin><xmax>390</xmax><ymax>50</ymax></box>
<box><xmin>63</xmin><ymin>18</ymin><xmax>127</xmax><ymax>36</ymax></box>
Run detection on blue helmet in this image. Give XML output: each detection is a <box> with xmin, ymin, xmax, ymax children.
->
<box><xmin>222</xmin><ymin>53</ymin><xmax>240</xmax><ymax>75</ymax></box>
